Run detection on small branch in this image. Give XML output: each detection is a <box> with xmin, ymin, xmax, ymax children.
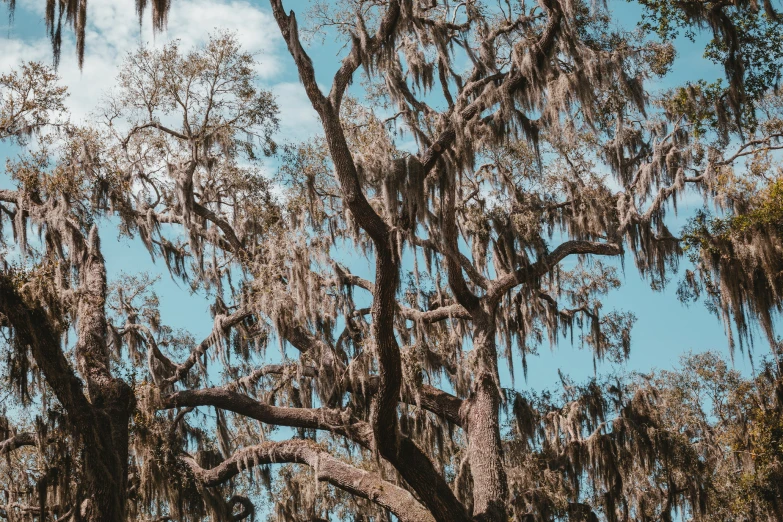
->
<box><xmin>163</xmin><ymin>309</ymin><xmax>254</xmax><ymax>386</ymax></box>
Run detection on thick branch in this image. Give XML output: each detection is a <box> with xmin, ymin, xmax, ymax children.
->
<box><xmin>268</xmin><ymin>0</ymin><xmax>327</xmax><ymax>111</ymax></box>
<box><xmin>0</xmin><ymin>432</ymin><xmax>36</xmax><ymax>456</ymax></box>
<box><xmin>159</xmin><ymin>387</ymin><xmax>373</xmax><ymax>449</ymax></box>
<box><xmin>0</xmin><ymin>276</ymin><xmax>95</xmax><ymax>436</ymax></box>
<box><xmin>247</xmin><ymin>363</ymin><xmax>464</xmax><ymax>427</ymax></box>
<box><xmin>192</xmin><ymin>202</ymin><xmax>244</xmax><ymax>254</ymax></box>
<box><xmin>329</xmin><ymin>1</ymin><xmax>402</xmax><ymax>109</ymax></box>
<box><xmin>418</xmin><ymin>3</ymin><xmax>562</xmax><ymax>174</ymax></box>
<box><xmin>413</xmin><ymin>236</ymin><xmax>488</xmax><ymax>290</ymax></box>
<box><xmin>268</xmin><ymin>3</ymin><xmax>472</xmax><ymax>519</ymax></box>
<box><xmin>183</xmin><ymin>439</ymin><xmax>435</xmax><ymax>522</ymax></box>
<box><xmin>269</xmin><ymin>1</ymin><xmax>390</xmax><ymax>245</ymax></box>
<box><xmin>442</xmin><ymin>173</ymin><xmax>480</xmax><ymax>311</ymax></box>
<box><xmin>121</xmin><ymin>121</ymin><xmax>190</xmax><ymax>146</ymax></box>
<box><xmin>228</xmin><ymin>495</ymin><xmax>254</xmax><ymax>521</ymax></box>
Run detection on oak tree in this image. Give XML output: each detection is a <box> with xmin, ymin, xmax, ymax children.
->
<box><xmin>2</xmin><ymin>0</ymin><xmax>783</xmax><ymax>521</ymax></box>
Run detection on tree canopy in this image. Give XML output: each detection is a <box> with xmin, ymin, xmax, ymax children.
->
<box><xmin>2</xmin><ymin>0</ymin><xmax>783</xmax><ymax>521</ymax></box>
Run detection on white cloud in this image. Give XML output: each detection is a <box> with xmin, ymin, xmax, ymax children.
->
<box><xmin>1</xmin><ymin>0</ymin><xmax>321</xmax><ymax>140</ymax></box>
<box><xmin>270</xmin><ymin>81</ymin><xmax>321</xmax><ymax>141</ymax></box>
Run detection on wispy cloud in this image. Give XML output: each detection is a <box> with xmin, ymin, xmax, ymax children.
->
<box><xmin>1</xmin><ymin>0</ymin><xmax>320</xmax><ymax>139</ymax></box>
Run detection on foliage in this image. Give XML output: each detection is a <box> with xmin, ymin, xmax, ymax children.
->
<box><xmin>637</xmin><ymin>0</ymin><xmax>783</xmax><ymax>132</ymax></box>
<box><xmin>1</xmin><ymin>1</ymin><xmax>783</xmax><ymax>521</ymax></box>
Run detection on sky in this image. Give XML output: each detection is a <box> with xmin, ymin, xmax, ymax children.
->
<box><xmin>0</xmin><ymin>0</ymin><xmax>766</xmax><ymax>401</ymax></box>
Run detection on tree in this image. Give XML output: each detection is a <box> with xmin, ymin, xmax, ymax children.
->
<box><xmin>2</xmin><ymin>1</ymin><xmax>783</xmax><ymax>521</ymax></box>
<box><xmin>502</xmin><ymin>350</ymin><xmax>783</xmax><ymax>522</ymax></box>
<box><xmin>634</xmin><ymin>351</ymin><xmax>783</xmax><ymax>521</ymax></box>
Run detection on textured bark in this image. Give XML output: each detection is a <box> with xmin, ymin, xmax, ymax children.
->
<box><xmin>0</xmin><ymin>228</ymin><xmax>133</xmax><ymax>522</ymax></box>
<box><xmin>74</xmin><ymin>230</ymin><xmax>134</xmax><ymax>522</ymax></box>
<box><xmin>462</xmin><ymin>315</ymin><xmax>508</xmax><ymax>522</ymax></box>
<box><xmin>439</xmin><ymin>153</ymin><xmax>509</xmax><ymax>520</ymax></box>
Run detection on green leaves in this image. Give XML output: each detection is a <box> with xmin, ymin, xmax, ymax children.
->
<box><xmin>637</xmin><ymin>0</ymin><xmax>783</xmax><ymax>132</ymax></box>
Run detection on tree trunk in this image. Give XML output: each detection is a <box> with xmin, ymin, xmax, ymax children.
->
<box><xmin>73</xmin><ymin>230</ymin><xmax>134</xmax><ymax>521</ymax></box>
<box><xmin>463</xmin><ymin>314</ymin><xmax>508</xmax><ymax>522</ymax></box>
<box><xmin>0</xmin><ymin>255</ymin><xmax>133</xmax><ymax>522</ymax></box>
<box><xmin>79</xmin><ymin>398</ymin><xmax>132</xmax><ymax>522</ymax></box>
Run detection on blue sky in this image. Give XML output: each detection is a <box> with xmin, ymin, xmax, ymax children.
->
<box><xmin>0</xmin><ymin>0</ymin><xmax>765</xmax><ymax>400</ymax></box>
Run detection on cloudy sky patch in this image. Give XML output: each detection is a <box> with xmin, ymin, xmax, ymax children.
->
<box><xmin>1</xmin><ymin>0</ymin><xmax>321</xmax><ymax>138</ymax></box>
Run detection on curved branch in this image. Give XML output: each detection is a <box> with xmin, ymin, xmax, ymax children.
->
<box><xmin>330</xmin><ymin>265</ymin><xmax>471</xmax><ymax>324</ymax></box>
<box><xmin>401</xmin><ymin>302</ymin><xmax>472</xmax><ymax>323</ymax></box>
<box><xmin>489</xmin><ymin>240</ymin><xmax>623</xmax><ymax>301</ymax></box>
<box><xmin>0</xmin><ymin>432</ymin><xmax>36</xmax><ymax>456</ymax></box>
<box><xmin>116</xmin><ymin>323</ymin><xmax>178</xmax><ymax>385</ymax></box>
<box><xmin>163</xmin><ymin>309</ymin><xmax>253</xmax><ymax>386</ymax></box>
<box><xmin>0</xmin><ymin>276</ymin><xmax>94</xmax><ymax>438</ymax></box>
<box><xmin>267</xmin><ymin>3</ymin><xmax>474</xmax><ymax>519</ymax></box>
<box><xmin>159</xmin><ymin>387</ymin><xmax>373</xmax><ymax>449</ymax></box>
<box><xmin>192</xmin><ymin>202</ymin><xmax>244</xmax><ymax>254</ymax></box>
<box><xmin>419</xmin><ymin>1</ymin><xmax>562</xmax><ymax>175</ymax></box>
<box><xmin>412</xmin><ymin>236</ymin><xmax>488</xmax><ymax>290</ymax></box>
<box><xmin>269</xmin><ymin>1</ymin><xmax>389</xmax><ymax>245</ymax></box>
<box><xmin>329</xmin><ymin>1</ymin><xmax>402</xmax><ymax>109</ymax></box>
<box><xmin>268</xmin><ymin>0</ymin><xmax>327</xmax><ymax>111</ymax></box>
<box><xmin>344</xmin><ymin>376</ymin><xmax>464</xmax><ymax>427</ymax></box>
<box><xmin>228</xmin><ymin>495</ymin><xmax>254</xmax><ymax>521</ymax></box>
<box><xmin>183</xmin><ymin>439</ymin><xmax>435</xmax><ymax>522</ymax></box>
<box><xmin>121</xmin><ymin>121</ymin><xmax>190</xmax><ymax>146</ymax></box>
<box><xmin>442</xmin><ymin>172</ymin><xmax>480</xmax><ymax>311</ymax></box>
<box><xmin>240</xmin><ymin>364</ymin><xmax>464</xmax><ymax>427</ymax></box>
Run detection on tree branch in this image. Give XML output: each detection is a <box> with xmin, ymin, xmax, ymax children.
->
<box><xmin>163</xmin><ymin>309</ymin><xmax>253</xmax><ymax>386</ymax></box>
<box><xmin>329</xmin><ymin>1</ymin><xmax>402</xmax><ymax>109</ymax></box>
<box><xmin>0</xmin><ymin>432</ymin><xmax>36</xmax><ymax>456</ymax></box>
<box><xmin>182</xmin><ymin>439</ymin><xmax>436</xmax><ymax>522</ymax></box>
<box><xmin>159</xmin><ymin>387</ymin><xmax>373</xmax><ymax>449</ymax></box>
<box><xmin>268</xmin><ymin>0</ymin><xmax>327</xmax><ymax>111</ymax></box>
<box><xmin>489</xmin><ymin>240</ymin><xmax>623</xmax><ymax>301</ymax></box>
<box><xmin>121</xmin><ymin>121</ymin><xmax>190</xmax><ymax>146</ymax></box>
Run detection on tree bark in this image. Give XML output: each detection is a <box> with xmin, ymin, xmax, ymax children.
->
<box><xmin>0</xmin><ymin>228</ymin><xmax>133</xmax><ymax>522</ymax></box>
<box><xmin>74</xmin><ymin>229</ymin><xmax>134</xmax><ymax>522</ymax></box>
<box><xmin>462</xmin><ymin>313</ymin><xmax>508</xmax><ymax>522</ymax></box>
